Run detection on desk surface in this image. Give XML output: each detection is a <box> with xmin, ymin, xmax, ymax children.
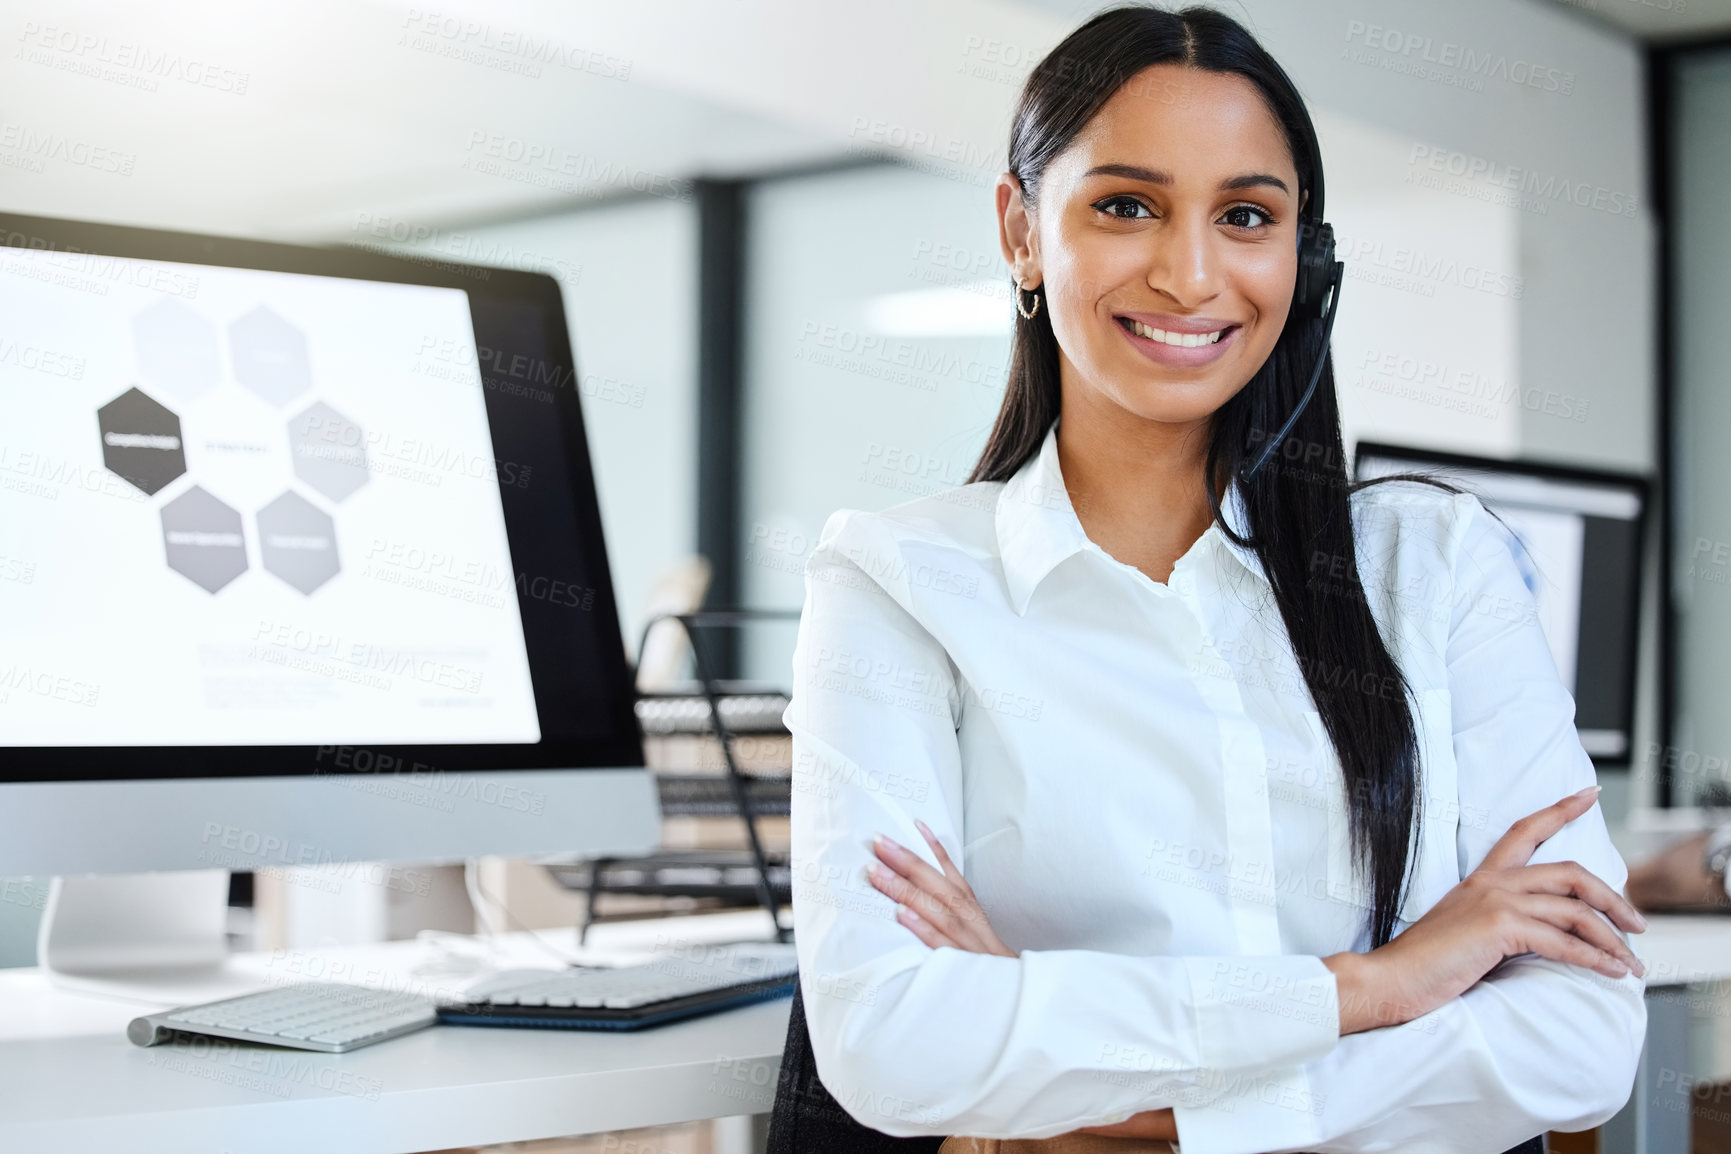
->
<box><xmin>0</xmin><ymin>910</ymin><xmax>791</xmax><ymax>1154</ymax></box>
<box><xmin>1632</xmin><ymin>912</ymin><xmax>1731</xmax><ymax>986</ymax></box>
<box><xmin>8</xmin><ymin>909</ymin><xmax>1727</xmax><ymax>1154</ymax></box>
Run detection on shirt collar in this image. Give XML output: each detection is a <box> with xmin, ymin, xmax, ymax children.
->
<box><xmin>994</xmin><ymin>418</ymin><xmax>1264</xmax><ymax>616</ymax></box>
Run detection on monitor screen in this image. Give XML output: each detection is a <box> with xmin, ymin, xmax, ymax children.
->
<box><xmin>0</xmin><ymin>213</ymin><xmax>643</xmax><ymax>779</ymax></box>
<box><xmin>1353</xmin><ymin>441</ymin><xmax>1648</xmax><ymax>763</ymax></box>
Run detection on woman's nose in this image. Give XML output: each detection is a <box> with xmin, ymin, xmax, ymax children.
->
<box><xmin>1145</xmin><ymin>218</ymin><xmax>1223</xmax><ymax>305</ymax></box>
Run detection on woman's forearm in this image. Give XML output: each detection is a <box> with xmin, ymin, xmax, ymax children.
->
<box><xmin>1074</xmin><ymin>1106</ymin><xmax>1177</xmax><ymax>1141</ymax></box>
<box><xmin>1322</xmin><ymin>950</ymin><xmax>1398</xmax><ymax>1036</ymax></box>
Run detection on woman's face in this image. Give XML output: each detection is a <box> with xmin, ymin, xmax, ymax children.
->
<box><xmin>998</xmin><ymin>64</ymin><xmax>1304</xmax><ymax>430</ymax></box>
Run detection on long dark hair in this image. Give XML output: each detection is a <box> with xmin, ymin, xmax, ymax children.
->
<box><xmin>969</xmin><ymin>3</ymin><xmax>1437</xmax><ymax>949</ymax></box>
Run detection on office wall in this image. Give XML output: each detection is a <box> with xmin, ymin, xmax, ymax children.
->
<box><xmin>1673</xmin><ymin>47</ymin><xmax>1731</xmax><ymax>806</ymax></box>
<box><xmin>738</xmin><ymin>0</ymin><xmax>1658</xmax><ymax>815</ymax></box>
<box><xmin>394</xmin><ymin>198</ymin><xmax>699</xmax><ymax>661</ymax></box>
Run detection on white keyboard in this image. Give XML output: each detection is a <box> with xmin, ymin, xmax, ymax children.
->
<box><xmin>128</xmin><ymin>982</ymin><xmax>438</xmax><ymax>1054</ymax></box>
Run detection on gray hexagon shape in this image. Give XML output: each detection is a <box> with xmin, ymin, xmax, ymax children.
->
<box><xmin>288</xmin><ymin>401</ymin><xmax>369</xmax><ymax>503</ymax></box>
<box><xmin>258</xmin><ymin>490</ymin><xmax>339</xmax><ymax>595</ymax></box>
<box><xmin>98</xmin><ymin>386</ymin><xmax>186</xmax><ymax>495</ymax></box>
<box><xmin>161</xmin><ymin>486</ymin><xmax>248</xmax><ymax>594</ymax></box>
<box><xmin>133</xmin><ymin>298</ymin><xmax>220</xmax><ymax>404</ymax></box>
<box><xmin>230</xmin><ymin>306</ymin><xmax>311</xmax><ymax>407</ymax></box>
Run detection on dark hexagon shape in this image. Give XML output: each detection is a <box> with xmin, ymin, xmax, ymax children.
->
<box><xmin>230</xmin><ymin>306</ymin><xmax>311</xmax><ymax>408</ymax></box>
<box><xmin>288</xmin><ymin>401</ymin><xmax>369</xmax><ymax>503</ymax></box>
<box><xmin>132</xmin><ymin>298</ymin><xmax>220</xmax><ymax>403</ymax></box>
<box><xmin>258</xmin><ymin>490</ymin><xmax>339</xmax><ymax>595</ymax></box>
<box><xmin>98</xmin><ymin>386</ymin><xmax>186</xmax><ymax>496</ymax></box>
<box><xmin>161</xmin><ymin>486</ymin><xmax>248</xmax><ymax>594</ymax></box>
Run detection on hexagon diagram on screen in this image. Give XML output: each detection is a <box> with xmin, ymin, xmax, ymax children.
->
<box><xmin>161</xmin><ymin>486</ymin><xmax>248</xmax><ymax>594</ymax></box>
<box><xmin>98</xmin><ymin>387</ymin><xmax>186</xmax><ymax>495</ymax></box>
<box><xmin>289</xmin><ymin>401</ymin><xmax>368</xmax><ymax>502</ymax></box>
<box><xmin>230</xmin><ymin>306</ymin><xmax>311</xmax><ymax>407</ymax></box>
<box><xmin>132</xmin><ymin>298</ymin><xmax>220</xmax><ymax>404</ymax></box>
<box><xmin>258</xmin><ymin>490</ymin><xmax>339</xmax><ymax>595</ymax></box>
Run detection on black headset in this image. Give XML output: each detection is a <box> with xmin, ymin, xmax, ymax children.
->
<box><xmin>1238</xmin><ymin>216</ymin><xmax>1345</xmax><ymax>482</ymax></box>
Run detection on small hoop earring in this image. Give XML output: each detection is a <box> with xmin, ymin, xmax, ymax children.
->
<box><xmin>1015</xmin><ymin>277</ymin><xmax>1042</xmax><ymax>320</ymax></box>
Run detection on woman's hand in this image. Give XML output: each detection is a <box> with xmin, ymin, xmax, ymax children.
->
<box><xmin>865</xmin><ymin>820</ymin><xmax>1016</xmax><ymax>957</ymax></box>
<box><xmin>867</xmin><ymin>822</ymin><xmax>1179</xmax><ymax>1144</ymax></box>
<box><xmin>1325</xmin><ymin>785</ymin><xmax>1650</xmax><ymax>1035</ymax></box>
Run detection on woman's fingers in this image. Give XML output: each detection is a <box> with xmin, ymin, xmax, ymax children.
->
<box><xmin>1476</xmin><ymin>787</ymin><xmax>1601</xmax><ymax>874</ymax></box>
<box><xmin>1522</xmin><ymin>861</ymin><xmax>1649</xmax><ymax>934</ymax></box>
<box><xmin>871</xmin><ymin>834</ymin><xmax>980</xmax><ymax>940</ymax></box>
<box><xmin>866</xmin><ymin>854</ymin><xmax>950</xmax><ymax>927</ymax></box>
<box><xmin>893</xmin><ymin>903</ymin><xmax>953</xmax><ymax>950</ymax></box>
<box><xmin>873</xmin><ymin>833</ymin><xmax>953</xmax><ymax>898</ymax></box>
<box><xmin>870</xmin><ymin>829</ymin><xmax>1014</xmax><ymax>956</ymax></box>
<box><xmin>1516</xmin><ymin>893</ymin><xmax>1645</xmax><ymax>977</ymax></box>
<box><xmin>914</xmin><ymin>819</ymin><xmax>977</xmax><ymax>895</ymax></box>
<box><xmin>1514</xmin><ymin>917</ymin><xmax>1635</xmax><ymax>981</ymax></box>
<box><xmin>865</xmin><ymin>859</ymin><xmax>957</xmax><ymax>944</ymax></box>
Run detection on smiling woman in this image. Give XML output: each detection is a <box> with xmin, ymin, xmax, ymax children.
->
<box><xmin>768</xmin><ymin>6</ymin><xmax>1646</xmax><ymax>1154</ymax></box>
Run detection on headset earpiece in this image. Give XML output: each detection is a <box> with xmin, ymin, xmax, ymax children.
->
<box><xmin>1240</xmin><ymin>216</ymin><xmax>1347</xmax><ymax>482</ymax></box>
<box><xmin>1293</xmin><ymin>219</ymin><xmax>1340</xmax><ymax>320</ymax></box>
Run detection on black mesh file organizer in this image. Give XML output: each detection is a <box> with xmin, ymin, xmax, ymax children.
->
<box><xmin>548</xmin><ymin>609</ymin><xmax>799</xmax><ymax>944</ymax></box>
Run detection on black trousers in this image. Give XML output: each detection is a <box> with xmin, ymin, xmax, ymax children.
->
<box><xmin>767</xmin><ymin>984</ymin><xmax>1547</xmax><ymax>1154</ymax></box>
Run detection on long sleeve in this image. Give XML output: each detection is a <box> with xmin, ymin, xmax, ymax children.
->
<box><xmin>786</xmin><ymin>508</ymin><xmax>1345</xmax><ymax>1139</ymax></box>
<box><xmin>1170</xmin><ymin>494</ymin><xmax>1647</xmax><ymax>1154</ymax></box>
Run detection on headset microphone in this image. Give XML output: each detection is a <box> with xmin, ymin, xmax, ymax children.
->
<box><xmin>1239</xmin><ymin>218</ymin><xmax>1344</xmax><ymax>483</ymax></box>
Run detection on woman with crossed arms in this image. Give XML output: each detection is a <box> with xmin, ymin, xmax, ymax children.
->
<box><xmin>781</xmin><ymin>6</ymin><xmax>1648</xmax><ymax>1152</ymax></box>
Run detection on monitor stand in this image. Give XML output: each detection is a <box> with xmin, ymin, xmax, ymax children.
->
<box><xmin>39</xmin><ymin>872</ymin><xmax>271</xmax><ymax>1006</ymax></box>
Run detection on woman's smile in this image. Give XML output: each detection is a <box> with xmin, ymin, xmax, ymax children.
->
<box><xmin>1112</xmin><ymin>311</ymin><xmax>1243</xmax><ymax>367</ymax></box>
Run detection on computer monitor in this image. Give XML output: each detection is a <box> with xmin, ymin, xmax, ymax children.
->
<box><xmin>0</xmin><ymin>213</ymin><xmax>659</xmax><ymax>992</ymax></box>
<box><xmin>1353</xmin><ymin>441</ymin><xmax>1648</xmax><ymax>764</ymax></box>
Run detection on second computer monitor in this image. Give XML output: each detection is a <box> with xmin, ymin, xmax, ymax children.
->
<box><xmin>1354</xmin><ymin>441</ymin><xmax>1648</xmax><ymax>764</ymax></box>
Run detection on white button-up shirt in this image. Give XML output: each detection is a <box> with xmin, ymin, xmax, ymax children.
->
<box><xmin>783</xmin><ymin>418</ymin><xmax>1645</xmax><ymax>1154</ymax></box>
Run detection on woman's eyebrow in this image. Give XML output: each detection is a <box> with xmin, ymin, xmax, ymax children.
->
<box><xmin>1082</xmin><ymin>162</ymin><xmax>1290</xmax><ymax>196</ymax></box>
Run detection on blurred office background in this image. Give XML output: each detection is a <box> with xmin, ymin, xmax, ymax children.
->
<box><xmin>3</xmin><ymin>0</ymin><xmax>1730</xmax><ymax>1139</ymax></box>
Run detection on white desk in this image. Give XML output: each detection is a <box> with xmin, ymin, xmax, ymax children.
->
<box><xmin>0</xmin><ymin>910</ymin><xmax>792</xmax><ymax>1154</ymax></box>
<box><xmin>1611</xmin><ymin>913</ymin><xmax>1731</xmax><ymax>1154</ymax></box>
<box><xmin>9</xmin><ymin>907</ymin><xmax>1726</xmax><ymax>1154</ymax></box>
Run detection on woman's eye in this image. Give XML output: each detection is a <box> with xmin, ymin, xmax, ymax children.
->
<box><xmin>1095</xmin><ymin>195</ymin><xmax>1152</xmax><ymax>220</ymax></box>
<box><xmin>1222</xmin><ymin>204</ymin><xmax>1275</xmax><ymax>231</ymax></box>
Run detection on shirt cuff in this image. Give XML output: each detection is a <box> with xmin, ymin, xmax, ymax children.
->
<box><xmin>1170</xmin><ymin>1064</ymin><xmax>1323</xmax><ymax>1154</ymax></box>
<box><xmin>1182</xmin><ymin>955</ymin><xmax>1341</xmax><ymax>1072</ymax></box>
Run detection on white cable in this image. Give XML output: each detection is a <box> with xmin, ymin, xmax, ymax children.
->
<box><xmin>463</xmin><ymin>858</ymin><xmax>504</xmax><ymax>939</ymax></box>
<box><xmin>463</xmin><ymin>857</ymin><xmax>599</xmax><ymax>969</ymax></box>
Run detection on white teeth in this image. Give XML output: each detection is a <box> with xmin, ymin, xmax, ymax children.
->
<box><xmin>1127</xmin><ymin>319</ymin><xmax>1226</xmax><ymax>346</ymax></box>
